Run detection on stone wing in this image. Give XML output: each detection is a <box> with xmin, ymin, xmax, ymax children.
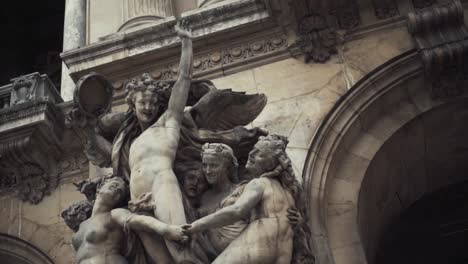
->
<box><xmin>190</xmin><ymin>89</ymin><xmax>267</xmax><ymax>130</ymax></box>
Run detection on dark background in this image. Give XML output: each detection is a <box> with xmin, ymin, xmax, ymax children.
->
<box><xmin>0</xmin><ymin>0</ymin><xmax>65</xmax><ymax>90</ymax></box>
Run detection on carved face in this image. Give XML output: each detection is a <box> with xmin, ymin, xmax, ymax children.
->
<box><xmin>202</xmin><ymin>154</ymin><xmax>230</xmax><ymax>186</ymax></box>
<box><xmin>182</xmin><ymin>168</ymin><xmax>208</xmax><ymax>198</ymax></box>
<box><xmin>133</xmin><ymin>91</ymin><xmax>160</xmax><ymax>126</ymax></box>
<box><xmin>98</xmin><ymin>178</ymin><xmax>127</xmax><ymax>206</ymax></box>
<box><xmin>245</xmin><ymin>141</ymin><xmax>278</xmax><ymax>177</ymax></box>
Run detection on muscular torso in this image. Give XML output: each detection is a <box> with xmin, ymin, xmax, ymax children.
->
<box><xmin>129</xmin><ymin>112</ymin><xmax>180</xmax><ymax>200</ymax></box>
<box><xmin>72</xmin><ymin>213</ymin><xmax>126</xmax><ymax>264</ymax></box>
<box><xmin>245</xmin><ymin>178</ymin><xmax>295</xmax><ymax>259</ymax></box>
<box><xmin>252</xmin><ymin>178</ymin><xmax>295</xmax><ymax>234</ymax></box>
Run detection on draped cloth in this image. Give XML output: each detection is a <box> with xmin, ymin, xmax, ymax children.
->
<box><xmin>111</xmin><ymin>112</ymin><xmax>142</xmax><ymax>182</ymax></box>
<box><xmin>123</xmin><ymin>193</ymin><xmax>157</xmax><ymax>264</ymax></box>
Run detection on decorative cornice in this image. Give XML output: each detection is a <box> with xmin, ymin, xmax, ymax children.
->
<box><xmin>110</xmin><ymin>32</ymin><xmax>288</xmax><ymax>100</ymax></box>
<box><xmin>408</xmin><ymin>0</ymin><xmax>468</xmax><ymax>98</ymax></box>
<box><xmin>0</xmin><ymin>99</ymin><xmax>57</xmax><ymax>124</ymax></box>
<box><xmin>61</xmin><ymin>0</ymin><xmax>272</xmax><ymax>82</ymax></box>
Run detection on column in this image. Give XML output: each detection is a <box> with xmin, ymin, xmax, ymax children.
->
<box><xmin>61</xmin><ymin>0</ymin><xmax>87</xmax><ymax>102</ymax></box>
<box><xmin>120</xmin><ymin>0</ymin><xmax>174</xmax><ymax>31</ymax></box>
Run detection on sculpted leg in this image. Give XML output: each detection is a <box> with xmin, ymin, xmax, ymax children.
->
<box><xmin>152</xmin><ymin>169</ymin><xmax>186</xmax><ymax>224</ymax></box>
<box><xmin>137</xmin><ymin>231</ymin><xmax>174</xmax><ymax>264</ymax></box>
<box><xmin>152</xmin><ymin>169</ymin><xmax>202</xmax><ymax>264</ymax></box>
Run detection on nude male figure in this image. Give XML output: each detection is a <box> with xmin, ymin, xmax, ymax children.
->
<box><xmin>128</xmin><ymin>21</ymin><xmax>199</xmax><ymax>263</ymax></box>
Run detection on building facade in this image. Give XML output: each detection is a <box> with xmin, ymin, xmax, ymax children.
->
<box><xmin>1</xmin><ymin>0</ymin><xmax>468</xmax><ymax>263</ymax></box>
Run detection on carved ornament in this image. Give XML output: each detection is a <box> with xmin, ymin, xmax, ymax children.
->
<box><xmin>289</xmin><ymin>14</ymin><xmax>338</xmax><ymax>63</ymax></box>
<box><xmin>112</xmin><ymin>34</ymin><xmax>288</xmax><ymax>96</ymax></box>
<box><xmin>0</xmin><ymin>73</ymin><xmax>64</xmax><ymax>204</ymax></box>
<box><xmin>372</xmin><ymin>0</ymin><xmax>399</xmax><ymax>19</ymax></box>
<box><xmin>330</xmin><ymin>0</ymin><xmax>361</xmax><ymax>30</ymax></box>
<box><xmin>11</xmin><ymin>74</ymin><xmax>36</xmax><ymax>105</ymax></box>
<box><xmin>408</xmin><ymin>0</ymin><xmax>468</xmax><ymax>98</ymax></box>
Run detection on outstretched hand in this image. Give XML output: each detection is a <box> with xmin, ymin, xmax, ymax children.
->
<box><xmin>165</xmin><ymin>225</ymin><xmax>189</xmax><ymax>243</ymax></box>
<box><xmin>175</xmin><ymin>20</ymin><xmax>192</xmax><ymax>39</ymax></box>
<box><xmin>181</xmin><ymin>223</ymin><xmax>201</xmax><ymax>235</ymax></box>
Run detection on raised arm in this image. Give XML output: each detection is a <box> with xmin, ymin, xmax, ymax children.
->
<box><xmin>167</xmin><ymin>20</ymin><xmax>193</xmax><ymax>123</ymax></box>
<box><xmin>184</xmin><ymin>179</ymin><xmax>265</xmax><ymax>233</ymax></box>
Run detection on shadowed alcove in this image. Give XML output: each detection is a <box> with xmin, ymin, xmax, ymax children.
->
<box><xmin>359</xmin><ymin>99</ymin><xmax>468</xmax><ymax>263</ymax></box>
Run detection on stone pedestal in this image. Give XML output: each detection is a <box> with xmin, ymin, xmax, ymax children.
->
<box><xmin>119</xmin><ymin>0</ymin><xmax>174</xmax><ymax>31</ymax></box>
<box><xmin>61</xmin><ymin>0</ymin><xmax>87</xmax><ymax>102</ymax></box>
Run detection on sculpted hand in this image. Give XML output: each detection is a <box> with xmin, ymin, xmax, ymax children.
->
<box><xmin>287</xmin><ymin>207</ymin><xmax>304</xmax><ymax>229</ymax></box>
<box><xmin>181</xmin><ymin>223</ymin><xmax>201</xmax><ymax>235</ymax></box>
<box><xmin>175</xmin><ymin>20</ymin><xmax>192</xmax><ymax>39</ymax></box>
<box><xmin>165</xmin><ymin>225</ymin><xmax>189</xmax><ymax>243</ymax></box>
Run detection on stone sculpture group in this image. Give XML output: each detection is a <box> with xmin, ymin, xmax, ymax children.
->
<box><xmin>62</xmin><ymin>21</ymin><xmax>314</xmax><ymax>264</ymax></box>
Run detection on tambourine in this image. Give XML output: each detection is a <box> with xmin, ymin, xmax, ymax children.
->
<box><xmin>73</xmin><ymin>72</ymin><xmax>114</xmax><ymax>118</ymax></box>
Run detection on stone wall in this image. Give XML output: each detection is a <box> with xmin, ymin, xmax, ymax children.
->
<box><xmin>0</xmin><ymin>175</ymin><xmax>87</xmax><ymax>264</ymax></box>
<box><xmin>210</xmin><ymin>26</ymin><xmax>414</xmax><ymax>181</ymax></box>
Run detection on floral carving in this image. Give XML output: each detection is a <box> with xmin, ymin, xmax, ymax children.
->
<box><xmin>290</xmin><ymin>15</ymin><xmax>338</xmax><ymax>63</ymax></box>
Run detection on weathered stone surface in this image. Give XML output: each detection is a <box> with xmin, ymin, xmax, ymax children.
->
<box><xmin>22</xmin><ymin>187</ymin><xmax>61</xmax><ymax>226</ymax></box>
<box><xmin>343</xmin><ymin>27</ymin><xmax>414</xmax><ymax>74</ymax></box>
<box><xmin>211</xmin><ymin>69</ymin><xmax>258</xmax><ymax>95</ymax></box>
<box><xmin>253</xmin><ymin>58</ymin><xmax>342</xmax><ymax>103</ymax></box>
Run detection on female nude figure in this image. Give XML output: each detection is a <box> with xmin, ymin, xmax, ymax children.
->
<box><xmin>183</xmin><ymin>135</ymin><xmax>303</xmax><ymax>264</ymax></box>
<box><xmin>127</xmin><ymin>21</ymin><xmax>200</xmax><ymax>263</ymax></box>
<box><xmin>197</xmin><ymin>143</ymin><xmax>248</xmax><ymax>260</ymax></box>
<box><xmin>71</xmin><ymin>177</ymin><xmax>188</xmax><ymax>264</ymax></box>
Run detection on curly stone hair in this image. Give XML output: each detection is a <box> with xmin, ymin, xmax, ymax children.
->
<box><xmin>201</xmin><ymin>143</ymin><xmax>239</xmax><ymax>183</ymax></box>
<box><xmin>61</xmin><ymin>200</ymin><xmax>93</xmax><ymax>232</ymax></box>
<box><xmin>125</xmin><ymin>73</ymin><xmax>171</xmax><ymax>110</ymax></box>
<box><xmin>256</xmin><ymin>135</ymin><xmax>300</xmax><ymax>201</ymax></box>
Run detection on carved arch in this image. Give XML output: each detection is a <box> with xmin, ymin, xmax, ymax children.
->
<box><xmin>0</xmin><ymin>234</ymin><xmax>54</xmax><ymax>264</ymax></box>
<box><xmin>303</xmin><ymin>50</ymin><xmax>468</xmax><ymax>264</ymax></box>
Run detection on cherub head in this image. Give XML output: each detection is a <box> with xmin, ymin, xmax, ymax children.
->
<box><xmin>201</xmin><ymin>143</ymin><xmax>239</xmax><ymax>186</ymax></box>
<box><xmin>125</xmin><ymin>73</ymin><xmax>171</xmax><ymax>126</ymax></box>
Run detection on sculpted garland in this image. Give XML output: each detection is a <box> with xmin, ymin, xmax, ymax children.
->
<box><xmin>63</xmin><ymin>21</ymin><xmax>314</xmax><ymax>264</ymax></box>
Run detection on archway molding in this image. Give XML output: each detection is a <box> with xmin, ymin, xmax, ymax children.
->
<box><xmin>0</xmin><ymin>233</ymin><xmax>54</xmax><ymax>264</ymax></box>
<box><xmin>303</xmin><ymin>50</ymin><xmax>468</xmax><ymax>264</ymax></box>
